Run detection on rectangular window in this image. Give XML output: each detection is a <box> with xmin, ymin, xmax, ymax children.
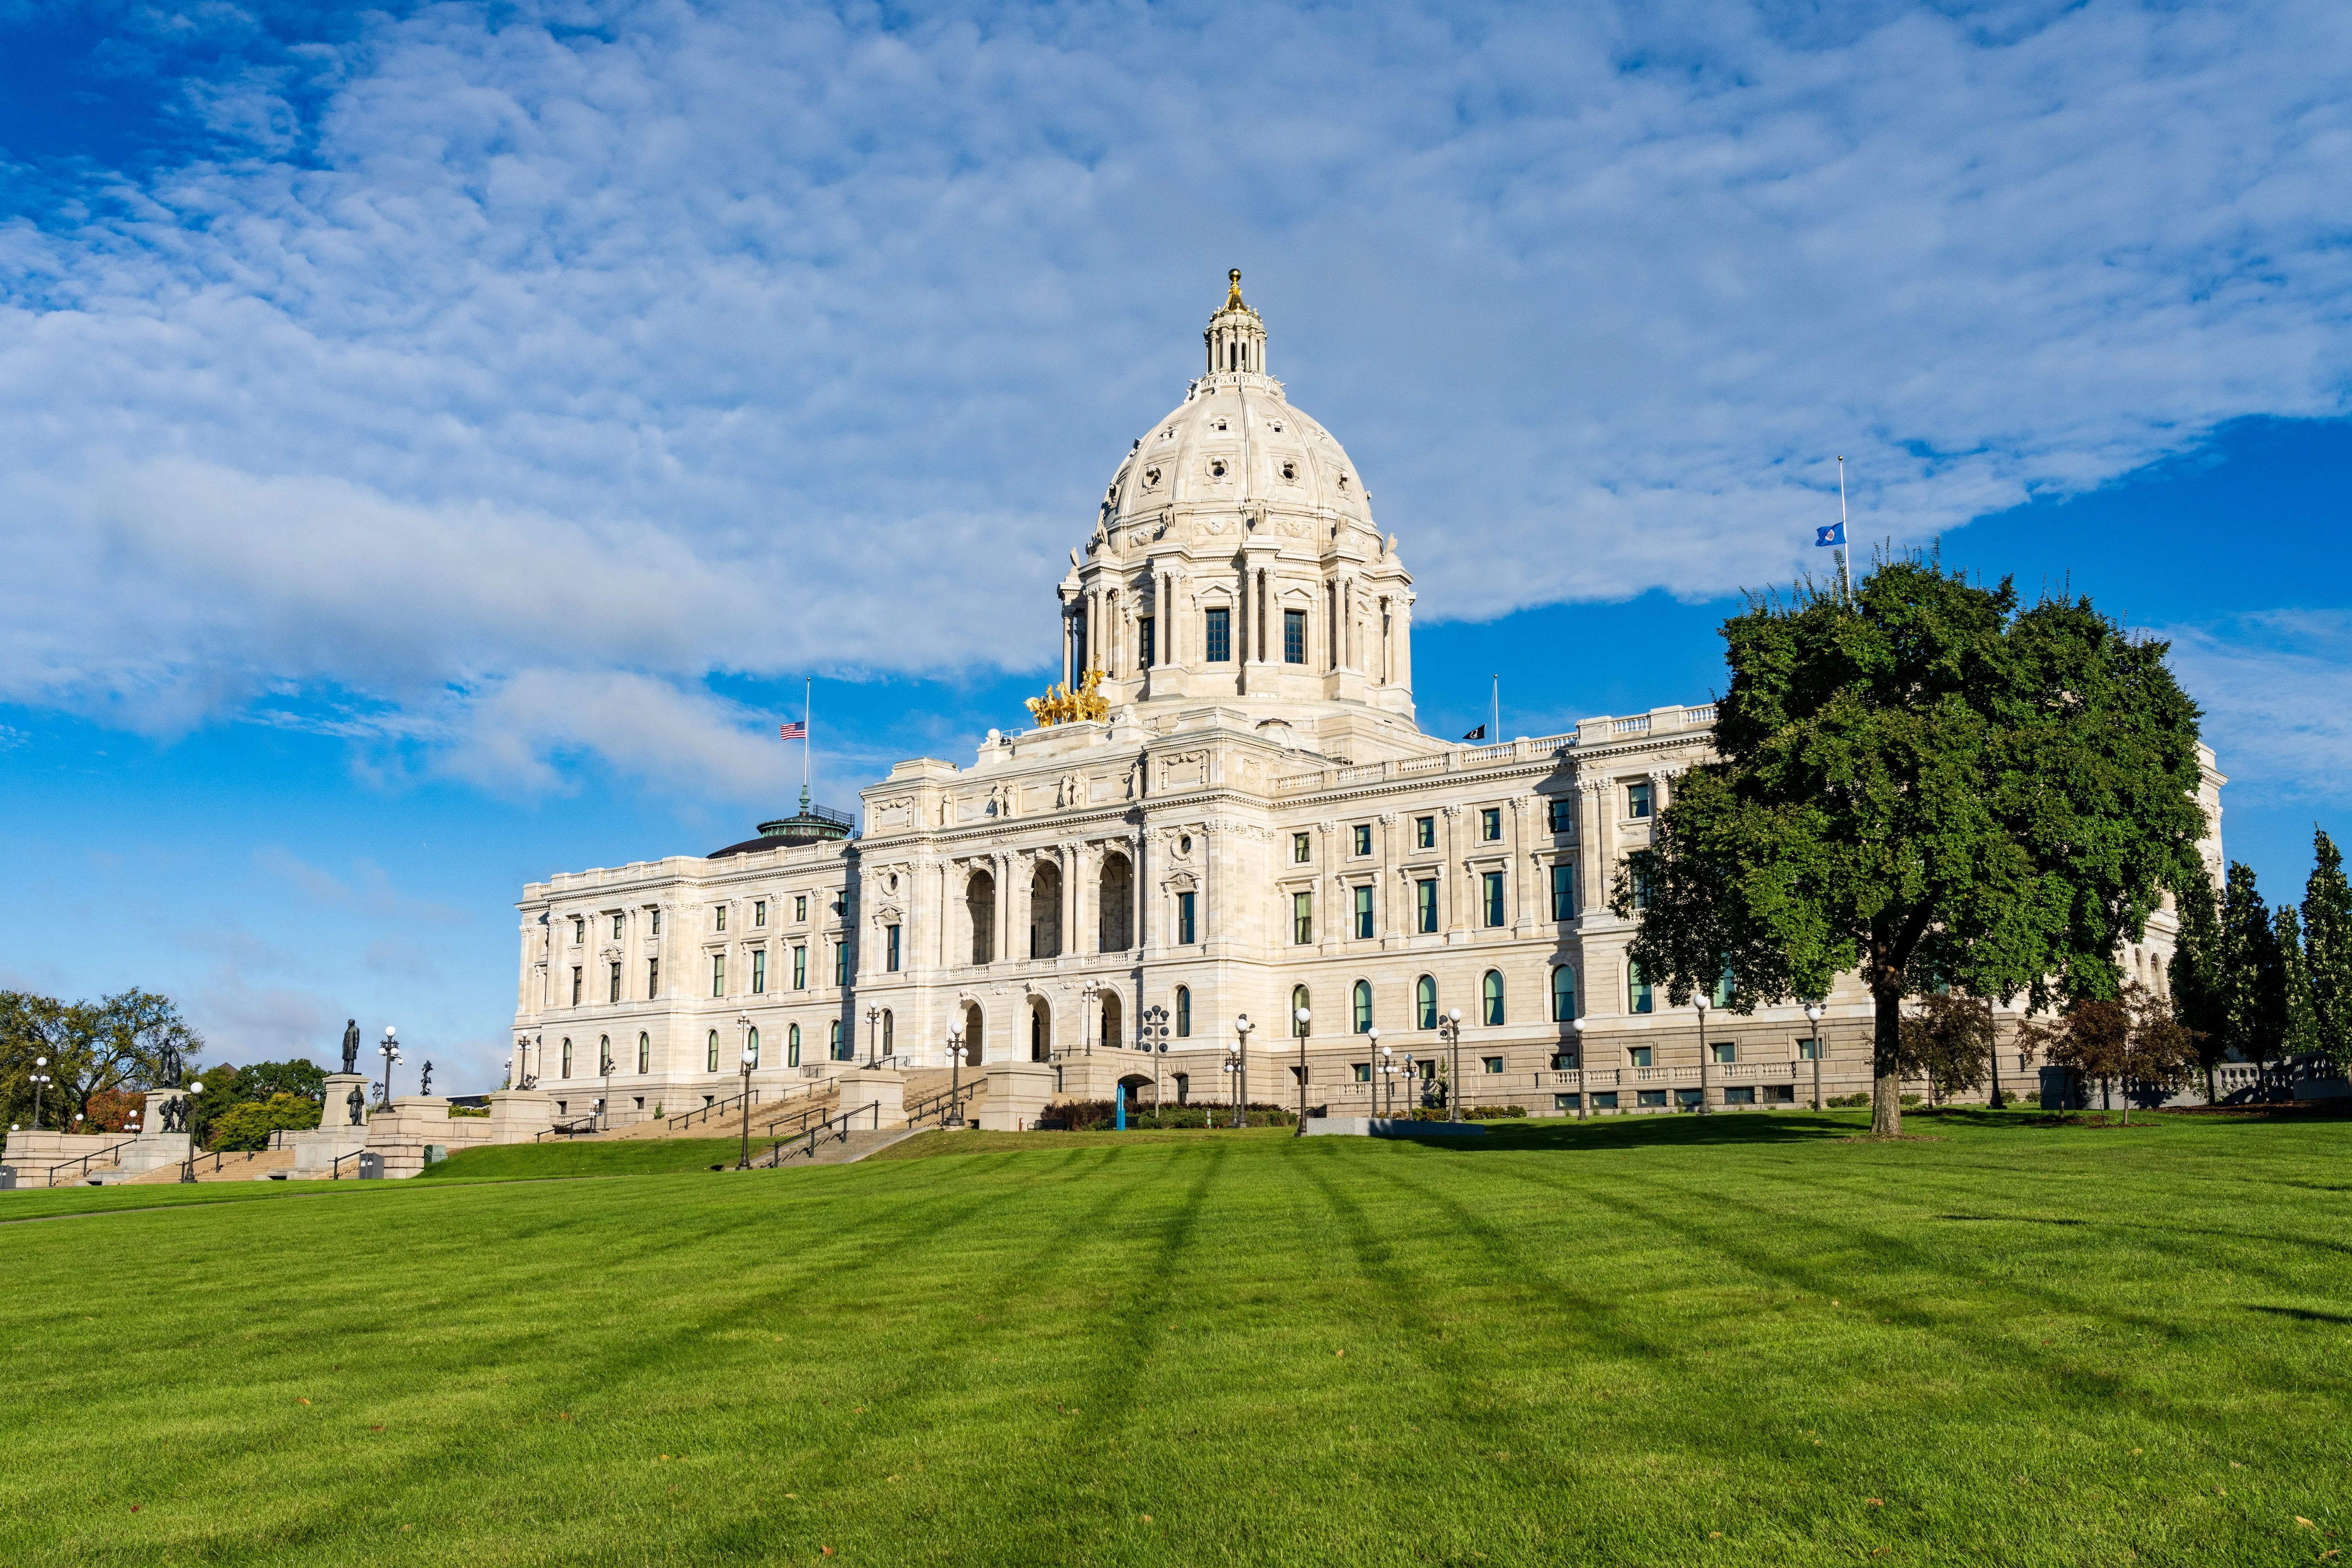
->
<box><xmin>1353</xmin><ymin>884</ymin><xmax>1374</xmax><ymax>940</ymax></box>
<box><xmin>1204</xmin><ymin>606</ymin><xmax>1231</xmax><ymax>663</ymax></box>
<box><xmin>1629</xmin><ymin>1045</ymin><xmax>1654</xmax><ymax>1068</ymax></box>
<box><xmin>1724</xmin><ymin>1086</ymin><xmax>1756</xmax><ymax>1106</ymax></box>
<box><xmin>1480</xmin><ymin>807</ymin><xmax>1501</xmax><ymax>841</ymax></box>
<box><xmin>793</xmin><ymin>946</ymin><xmax>807</xmax><ymax>989</ymax></box>
<box><xmin>646</xmin><ymin>958</ymin><xmax>659</xmax><ymax>996</ymax></box>
<box><xmin>1350</xmin><ymin>823</ymin><xmax>1371</xmax><ymax>857</ymax></box>
<box><xmin>570</xmin><ymin>967</ymin><xmax>582</xmax><ymax>1006</ymax></box>
<box><xmin>1547</xmin><ymin>797</ymin><xmax>1573</xmax><ymax>834</ymax></box>
<box><xmin>1416</xmin><ymin>879</ymin><xmax>1438</xmax><ymax>933</ymax></box>
<box><xmin>1554</xmin><ymin>1093</ymin><xmax>1580</xmax><ymax>1111</ymax></box>
<box><xmin>755</xmin><ymin>900</ymin><xmax>767</xmax><ymax>927</ymax></box>
<box><xmin>886</xmin><ymin>924</ymin><xmax>901</xmax><ymax>973</ymax></box>
<box><xmin>1629</xmin><ymin>963</ymin><xmax>1653</xmax><ymax>1014</ymax></box>
<box><xmin>1637</xmin><ymin>1089</ymin><xmax>1667</xmax><ymax>1108</ymax></box>
<box><xmin>835</xmin><ymin>942</ymin><xmax>850</xmax><ymax>986</ymax></box>
<box><xmin>1675</xmin><ymin>1088</ymin><xmax>1703</xmax><ymax>1110</ymax></box>
<box><xmin>1766</xmin><ymin>1084</ymin><xmax>1796</xmax><ymax>1104</ymax></box>
<box><xmin>1628</xmin><ymin>781</ymin><xmax>1652</xmax><ymax>819</ymax></box>
<box><xmin>572</xmin><ymin>916</ymin><xmax>584</xmax><ymax>943</ymax></box>
<box><xmin>612</xmin><ymin>913</ymin><xmax>624</xmax><ymax>939</ymax></box>
<box><xmin>1415</xmin><ymin>815</ymin><xmax>1435</xmax><ymax>849</ymax></box>
<box><xmin>1713</xmin><ymin>1041</ymin><xmax>1735</xmax><ymax>1065</ymax></box>
<box><xmin>1139</xmin><ymin>616</ymin><xmax>1156</xmax><ymax>669</ymax></box>
<box><xmin>1552</xmin><ymin>1048</ymin><xmax>1580</xmax><ymax>1071</ymax></box>
<box><xmin>1177</xmin><ymin>891</ymin><xmax>1197</xmax><ymax>945</ymax></box>
<box><xmin>1483</xmin><ymin>1056</ymin><xmax>1504</xmax><ymax>1075</ymax></box>
<box><xmin>794</xmin><ymin>895</ymin><xmax>807</xmax><ymax>923</ymax></box>
<box><xmin>710</xmin><ymin>954</ymin><xmax>725</xmax><ymax>998</ymax></box>
<box><xmin>1283</xmin><ymin>608</ymin><xmax>1307</xmax><ymax>664</ymax></box>
<box><xmin>716</xmin><ymin>905</ymin><xmax>727</xmax><ymax>932</ymax></box>
<box><xmin>650</xmin><ymin>909</ymin><xmax>662</xmax><ymax>936</ymax></box>
<box><xmin>1551</xmin><ymin>863</ymin><xmax>1576</xmax><ymax>921</ymax></box>
<box><xmin>1799</xmin><ymin>1037</ymin><xmax>1822</xmax><ymax>1061</ymax></box>
<box><xmin>1293</xmin><ymin>891</ymin><xmax>1314</xmax><ymax>945</ymax></box>
<box><xmin>1592</xmin><ymin>1091</ymin><xmax>1619</xmax><ymax>1110</ymax></box>
<box><xmin>751</xmin><ymin>949</ymin><xmax>767</xmax><ymax>994</ymax></box>
<box><xmin>1293</xmin><ymin>832</ymin><xmax>1311</xmax><ymax>864</ymax></box>
<box><xmin>608</xmin><ymin>962</ymin><xmax>621</xmax><ymax>1003</ymax></box>
<box><xmin>1354</xmin><ymin>1062</ymin><xmax>1371</xmax><ymax>1082</ymax></box>
<box><xmin>1482</xmin><ymin>871</ymin><xmax>1506</xmax><ymax>927</ymax></box>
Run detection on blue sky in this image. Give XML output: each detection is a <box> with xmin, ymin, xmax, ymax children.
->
<box><xmin>2</xmin><ymin>0</ymin><xmax>2348</xmax><ymax>1088</ymax></box>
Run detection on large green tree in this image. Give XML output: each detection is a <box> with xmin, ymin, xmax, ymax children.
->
<box><xmin>2303</xmin><ymin>829</ymin><xmax>2352</xmax><ymax>1075</ymax></box>
<box><xmin>0</xmin><ymin>989</ymin><xmax>203</xmax><ymax>1128</ymax></box>
<box><xmin>1616</xmin><ymin>556</ymin><xmax>2207</xmax><ymax>1135</ymax></box>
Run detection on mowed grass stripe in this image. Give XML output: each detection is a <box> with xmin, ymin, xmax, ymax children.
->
<box><xmin>0</xmin><ymin>1113</ymin><xmax>2346</xmax><ymax>1565</ymax></box>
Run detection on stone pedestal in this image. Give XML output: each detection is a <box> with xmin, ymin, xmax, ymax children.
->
<box><xmin>322</xmin><ymin>1073</ymin><xmax>370</xmax><ymax>1130</ymax></box>
<box><xmin>833</xmin><ymin>1069</ymin><xmax>904</xmax><ymax>1128</ymax></box>
<box><xmin>978</xmin><ymin>1062</ymin><xmax>1055</xmax><ymax>1131</ymax></box>
<box><xmin>487</xmin><ymin>1089</ymin><xmax>555</xmax><ymax>1144</ymax></box>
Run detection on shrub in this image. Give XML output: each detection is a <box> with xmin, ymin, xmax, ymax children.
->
<box><xmin>1409</xmin><ymin>1105</ymin><xmax>1526</xmax><ymax>1121</ymax></box>
<box><xmin>1826</xmin><ymin>1093</ymin><xmax>1872</xmax><ymax>1108</ymax></box>
<box><xmin>1035</xmin><ymin>1100</ymin><xmax>1295</xmax><ymax>1130</ymax></box>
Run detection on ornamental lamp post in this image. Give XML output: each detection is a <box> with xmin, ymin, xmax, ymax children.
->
<box><xmin>29</xmin><ymin>1057</ymin><xmax>48</xmax><ymax>1130</ymax></box>
<box><xmin>736</xmin><ymin>1042</ymin><xmax>757</xmax><ymax>1169</ymax></box>
<box><xmin>1140</xmin><ymin>1004</ymin><xmax>1171</xmax><ymax>1115</ymax></box>
<box><xmin>1694</xmin><ymin>992</ymin><xmax>1712</xmax><ymax>1115</ymax></box>
<box><xmin>1437</xmin><ymin>1008</ymin><xmax>1465</xmax><ymax>1123</ymax></box>
<box><xmin>945</xmin><ymin>1028</ymin><xmax>967</xmax><ymax>1127</ymax></box>
<box><xmin>178</xmin><ymin>1081</ymin><xmax>205</xmax><ymax>1183</ymax></box>
<box><xmin>1804</xmin><ymin>1003</ymin><xmax>1824</xmax><ymax>1110</ymax></box>
<box><xmin>598</xmin><ymin>1040</ymin><xmax>614</xmax><ymax>1130</ymax></box>
<box><xmin>378</xmin><ymin>1028</ymin><xmax>402</xmax><ymax>1109</ymax></box>
<box><xmin>864</xmin><ymin>1004</ymin><xmax>881</xmax><ymax>1068</ymax></box>
<box><xmin>1571</xmin><ymin>1016</ymin><xmax>1590</xmax><ymax>1119</ymax></box>
<box><xmin>1378</xmin><ymin>1042</ymin><xmax>1394</xmax><ymax>1118</ymax></box>
<box><xmin>1231</xmin><ymin>1014</ymin><xmax>1253</xmax><ymax>1129</ymax></box>
<box><xmin>1365</xmin><ymin>1027</ymin><xmax>1381</xmax><ymax>1119</ymax></box>
<box><xmin>1291</xmin><ymin>1006</ymin><xmax>1312</xmax><ymax>1136</ymax></box>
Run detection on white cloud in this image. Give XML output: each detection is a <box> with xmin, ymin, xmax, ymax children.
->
<box><xmin>2161</xmin><ymin>612</ymin><xmax>2352</xmax><ymax>804</ymax></box>
<box><xmin>1</xmin><ymin>0</ymin><xmax>2348</xmax><ymax>792</ymax></box>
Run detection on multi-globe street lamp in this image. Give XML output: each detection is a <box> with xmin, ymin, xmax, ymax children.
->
<box><xmin>28</xmin><ymin>1057</ymin><xmax>50</xmax><ymax>1130</ymax></box>
<box><xmin>378</xmin><ymin>1027</ymin><xmax>403</xmax><ymax>1109</ymax></box>
<box><xmin>1571</xmin><ymin>1016</ymin><xmax>1590</xmax><ymax>1119</ymax></box>
<box><xmin>1139</xmin><ymin>1004</ymin><xmax>1171</xmax><ymax>1116</ymax></box>
<box><xmin>1291</xmin><ymin>1005</ymin><xmax>1312</xmax><ymax>1136</ymax></box>
<box><xmin>736</xmin><ymin>1040</ymin><xmax>757</xmax><ymax>1169</ymax></box>
<box><xmin>1435</xmin><ymin>1008</ymin><xmax>1466</xmax><ymax>1122</ymax></box>
<box><xmin>1694</xmin><ymin>991</ymin><xmax>1713</xmax><ymax>1115</ymax></box>
<box><xmin>1230</xmin><ymin>1014</ymin><xmax>1253</xmax><ymax>1129</ymax></box>
<box><xmin>945</xmin><ymin>1028</ymin><xmax>968</xmax><ymax>1127</ymax></box>
<box><xmin>1804</xmin><ymin>1002</ymin><xmax>1825</xmax><ymax>1110</ymax></box>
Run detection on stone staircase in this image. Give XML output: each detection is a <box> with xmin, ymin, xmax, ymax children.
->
<box><xmin>120</xmin><ymin>1147</ymin><xmax>298</xmax><ymax>1184</ymax></box>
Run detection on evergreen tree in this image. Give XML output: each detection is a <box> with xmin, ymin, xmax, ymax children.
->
<box><xmin>2276</xmin><ymin>904</ymin><xmax>2318</xmax><ymax>1078</ymax></box>
<box><xmin>2302</xmin><ymin>828</ymin><xmax>2352</xmax><ymax>1075</ymax></box>
<box><xmin>2217</xmin><ymin>863</ymin><xmax>2285</xmax><ymax>1097</ymax></box>
<box><xmin>2169</xmin><ymin>872</ymin><xmax>2229</xmax><ymax>1100</ymax></box>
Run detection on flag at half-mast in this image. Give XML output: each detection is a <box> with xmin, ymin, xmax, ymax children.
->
<box><xmin>779</xmin><ymin>721</ymin><xmax>807</xmax><ymax>740</ymax></box>
<box><xmin>1815</xmin><ymin>520</ymin><xmax>1845</xmax><ymax>548</ymax></box>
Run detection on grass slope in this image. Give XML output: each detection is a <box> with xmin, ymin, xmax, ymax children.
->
<box><xmin>1</xmin><ymin>1110</ymin><xmax>2346</xmax><ymax>1566</ymax></box>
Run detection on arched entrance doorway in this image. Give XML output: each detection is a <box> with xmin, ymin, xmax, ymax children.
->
<box><xmin>1029</xmin><ymin>996</ymin><xmax>1052</xmax><ymax>1062</ymax></box>
<box><xmin>961</xmin><ymin>1000</ymin><xmax>985</xmax><ymax>1066</ymax></box>
<box><xmin>1099</xmin><ymin>989</ymin><xmax>1124</xmax><ymax>1051</ymax></box>
<box><xmin>1029</xmin><ymin>861</ymin><xmax>1062</xmax><ymax>958</ymax></box>
<box><xmin>966</xmin><ymin>870</ymin><xmax>996</xmax><ymax>964</ymax></box>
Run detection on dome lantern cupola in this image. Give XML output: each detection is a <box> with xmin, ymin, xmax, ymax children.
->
<box><xmin>1204</xmin><ymin>269</ymin><xmax>1267</xmax><ymax>377</ymax></box>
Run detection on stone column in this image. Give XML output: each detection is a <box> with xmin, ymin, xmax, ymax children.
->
<box><xmin>1442</xmin><ymin>804</ymin><xmax>1467</xmax><ymax>937</ymax></box>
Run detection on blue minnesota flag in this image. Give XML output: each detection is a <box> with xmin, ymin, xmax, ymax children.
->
<box><xmin>1815</xmin><ymin>520</ymin><xmax>1845</xmax><ymax>548</ymax></box>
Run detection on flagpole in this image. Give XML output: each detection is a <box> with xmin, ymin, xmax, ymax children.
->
<box><xmin>801</xmin><ymin>679</ymin><xmax>812</xmax><ymax>813</ymax></box>
<box><xmin>1836</xmin><ymin>456</ymin><xmax>1853</xmax><ymax>603</ymax></box>
<box><xmin>1491</xmin><ymin>674</ymin><xmax>1499</xmax><ymax>743</ymax></box>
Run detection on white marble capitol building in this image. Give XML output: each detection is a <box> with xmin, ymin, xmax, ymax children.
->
<box><xmin>512</xmin><ymin>274</ymin><xmax>2221</xmax><ymax>1122</ymax></box>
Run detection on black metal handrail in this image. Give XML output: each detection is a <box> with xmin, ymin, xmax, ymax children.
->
<box><xmin>534</xmin><ymin>1116</ymin><xmax>601</xmax><ymax>1143</ymax></box>
<box><xmin>40</xmin><ymin>1137</ymin><xmax>139</xmax><ymax>1187</ymax></box>
<box><xmin>760</xmin><ymin>1102</ymin><xmax>836</xmax><ymax>1143</ymax></box>
<box><xmin>904</xmin><ymin>1079</ymin><xmax>977</xmax><ymax>1129</ymax></box>
<box><xmin>667</xmin><ymin>1089</ymin><xmax>760</xmax><ymax>1131</ymax></box>
<box><xmin>759</xmin><ymin>1101</ymin><xmax>880</xmax><ymax>1167</ymax></box>
<box><xmin>330</xmin><ymin>1148</ymin><xmax>370</xmax><ymax>1180</ymax></box>
<box><xmin>756</xmin><ymin>1082</ymin><xmax>837</xmax><ymax>1136</ymax></box>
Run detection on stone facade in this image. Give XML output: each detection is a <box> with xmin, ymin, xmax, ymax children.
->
<box><xmin>511</xmin><ymin>277</ymin><xmax>2228</xmax><ymax>1121</ymax></box>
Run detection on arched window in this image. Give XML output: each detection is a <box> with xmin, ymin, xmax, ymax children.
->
<box><xmin>747</xmin><ymin>1026</ymin><xmax>760</xmax><ymax>1068</ymax></box>
<box><xmin>1291</xmin><ymin>984</ymin><xmax>1311</xmax><ymax>1035</ymax></box>
<box><xmin>637</xmin><ymin>1032</ymin><xmax>650</xmax><ymax>1073</ymax></box>
<box><xmin>561</xmin><ymin>1037</ymin><xmax>573</xmax><ymax>1077</ymax></box>
<box><xmin>598</xmin><ymin>1035</ymin><xmax>610</xmax><ymax>1074</ymax></box>
<box><xmin>788</xmin><ymin>1022</ymin><xmax>801</xmax><ymax>1067</ymax></box>
<box><xmin>1353</xmin><ymin>979</ymin><xmax>1373</xmax><ymax>1034</ymax></box>
<box><xmin>1416</xmin><ymin>975</ymin><xmax>1437</xmax><ymax>1030</ymax></box>
<box><xmin>829</xmin><ymin>1019</ymin><xmax>847</xmax><ymax>1061</ymax></box>
<box><xmin>1551</xmin><ymin>967</ymin><xmax>1577</xmax><ymax>1024</ymax></box>
<box><xmin>1483</xmin><ymin>970</ymin><xmax>1505</xmax><ymax>1027</ymax></box>
<box><xmin>881</xmin><ymin>1009</ymin><xmax>894</xmax><ymax>1057</ymax></box>
<box><xmin>1628</xmin><ymin>962</ymin><xmax>1654</xmax><ymax>1015</ymax></box>
<box><xmin>706</xmin><ymin>1029</ymin><xmax>718</xmax><ymax>1072</ymax></box>
<box><xmin>1175</xmin><ymin>985</ymin><xmax>1192</xmax><ymax>1038</ymax></box>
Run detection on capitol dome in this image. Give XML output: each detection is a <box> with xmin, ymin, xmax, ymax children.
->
<box><xmin>1051</xmin><ymin>272</ymin><xmax>1423</xmax><ymax>755</ymax></box>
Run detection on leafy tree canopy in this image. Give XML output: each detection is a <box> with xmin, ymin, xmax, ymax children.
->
<box><xmin>0</xmin><ymin>989</ymin><xmax>204</xmax><ymax>1129</ymax></box>
<box><xmin>1616</xmin><ymin>554</ymin><xmax>2207</xmax><ymax>1135</ymax></box>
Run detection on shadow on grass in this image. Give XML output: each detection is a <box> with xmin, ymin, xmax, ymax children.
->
<box><xmin>2243</xmin><ymin>1303</ymin><xmax>2352</xmax><ymax>1325</ymax></box>
<box><xmin>1413</xmin><ymin>1110</ymin><xmax>1864</xmax><ymax>1154</ymax></box>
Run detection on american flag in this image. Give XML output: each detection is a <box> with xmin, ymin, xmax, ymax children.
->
<box><xmin>779</xmin><ymin>722</ymin><xmax>807</xmax><ymax>740</ymax></box>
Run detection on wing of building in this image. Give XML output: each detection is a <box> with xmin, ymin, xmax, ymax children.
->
<box><xmin>513</xmin><ymin>274</ymin><xmax>2230</xmax><ymax>1125</ymax></box>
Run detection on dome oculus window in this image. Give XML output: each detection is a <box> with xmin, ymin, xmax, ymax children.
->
<box><xmin>1212</xmin><ymin>416</ymin><xmax>1229</xmax><ymax>431</ymax></box>
<box><xmin>1143</xmin><ymin>467</ymin><xmax>1161</xmax><ymax>489</ymax></box>
<box><xmin>1209</xmin><ymin>458</ymin><xmax>1228</xmax><ymax>478</ymax></box>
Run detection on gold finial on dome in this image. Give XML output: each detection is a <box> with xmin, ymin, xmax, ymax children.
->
<box><xmin>1224</xmin><ymin>268</ymin><xmax>1245</xmax><ymax>310</ymax></box>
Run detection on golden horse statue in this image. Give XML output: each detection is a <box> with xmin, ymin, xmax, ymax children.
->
<box><xmin>1025</xmin><ymin>667</ymin><xmax>1111</xmax><ymax>727</ymax></box>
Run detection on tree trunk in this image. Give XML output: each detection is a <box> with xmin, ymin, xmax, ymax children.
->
<box><xmin>1871</xmin><ymin>981</ymin><xmax>1904</xmax><ymax>1137</ymax></box>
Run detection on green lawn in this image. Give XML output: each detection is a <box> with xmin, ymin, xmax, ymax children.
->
<box><xmin>2</xmin><ymin>1110</ymin><xmax>2346</xmax><ymax>1565</ymax></box>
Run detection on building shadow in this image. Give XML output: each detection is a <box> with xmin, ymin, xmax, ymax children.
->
<box><xmin>1398</xmin><ymin>1110</ymin><xmax>1863</xmax><ymax>1154</ymax></box>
